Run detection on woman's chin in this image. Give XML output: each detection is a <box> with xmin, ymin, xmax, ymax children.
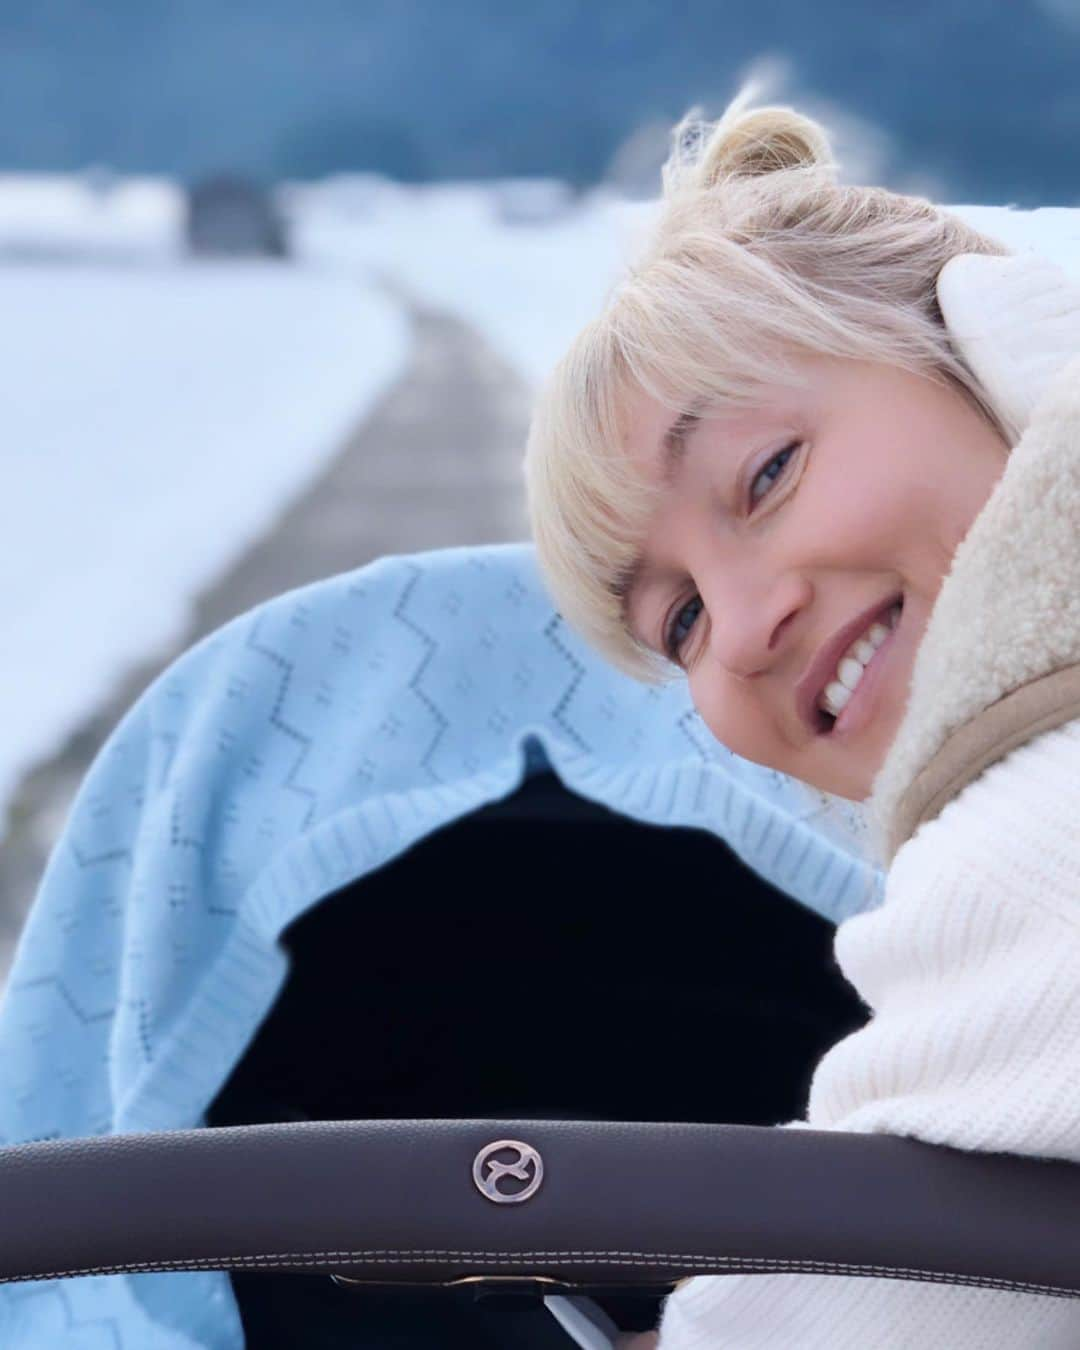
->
<box><xmin>808</xmin><ymin>725</ymin><xmax>896</xmax><ymax>802</ymax></box>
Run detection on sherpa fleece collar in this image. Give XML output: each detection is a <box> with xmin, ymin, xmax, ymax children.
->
<box><xmin>869</xmin><ymin>352</ymin><xmax>1080</xmax><ymax>867</ymax></box>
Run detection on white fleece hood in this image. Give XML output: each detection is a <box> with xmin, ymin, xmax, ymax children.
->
<box><xmin>868</xmin><ymin>339</ymin><xmax>1080</xmax><ymax>867</ymax></box>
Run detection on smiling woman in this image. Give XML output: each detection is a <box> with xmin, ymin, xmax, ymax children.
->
<box><xmin>522</xmin><ymin>84</ymin><xmax>1018</xmax><ymax>802</ymax></box>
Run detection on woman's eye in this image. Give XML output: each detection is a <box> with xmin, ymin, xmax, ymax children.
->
<box><xmin>665</xmin><ymin>594</ymin><xmax>703</xmax><ymax>661</ymax></box>
<box><xmin>748</xmin><ymin>442</ymin><xmax>800</xmax><ymax>509</ymax></box>
<box><xmin>662</xmin><ymin>443</ymin><xmax>800</xmax><ymax>663</ymax></box>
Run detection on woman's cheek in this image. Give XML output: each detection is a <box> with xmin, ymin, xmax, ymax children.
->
<box><xmin>690</xmin><ymin>674</ymin><xmax>743</xmax><ymax>755</ymax></box>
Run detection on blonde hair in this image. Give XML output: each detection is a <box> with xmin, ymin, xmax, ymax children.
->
<box><xmin>523</xmin><ymin>84</ymin><xmax>1012</xmax><ymax>684</ymax></box>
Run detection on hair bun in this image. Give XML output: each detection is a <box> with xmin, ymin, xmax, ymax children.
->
<box><xmin>665</xmin><ymin>94</ymin><xmax>836</xmax><ymax>195</ymax></box>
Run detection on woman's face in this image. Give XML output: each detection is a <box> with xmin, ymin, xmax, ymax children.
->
<box><xmin>618</xmin><ymin>354</ymin><xmax>1010</xmax><ymax>800</ymax></box>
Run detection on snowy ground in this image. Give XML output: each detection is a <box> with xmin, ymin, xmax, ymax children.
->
<box><xmin>1</xmin><ymin>264</ymin><xmax>409</xmax><ymax>830</ymax></box>
<box><xmin>1</xmin><ymin>172</ymin><xmax>1079</xmax><ymax>848</ymax></box>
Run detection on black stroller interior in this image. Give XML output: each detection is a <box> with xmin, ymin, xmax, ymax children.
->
<box><xmin>206</xmin><ymin>768</ymin><xmax>869</xmax><ymax>1347</ymax></box>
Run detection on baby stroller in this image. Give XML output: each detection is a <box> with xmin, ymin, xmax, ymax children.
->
<box><xmin>0</xmin><ymin>542</ymin><xmax>1078</xmax><ymax>1350</ymax></box>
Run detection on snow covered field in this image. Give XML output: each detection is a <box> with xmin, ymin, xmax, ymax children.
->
<box><xmin>1</xmin><ymin>263</ymin><xmax>408</xmax><ymax>828</ymax></box>
<box><xmin>1</xmin><ymin>174</ymin><xmax>1078</xmax><ymax>843</ymax></box>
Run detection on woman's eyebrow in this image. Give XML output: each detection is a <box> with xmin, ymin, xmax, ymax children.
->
<box><xmin>661</xmin><ymin>408</ymin><xmax>702</xmax><ymax>485</ymax></box>
<box><xmin>612</xmin><ymin>407</ymin><xmax>704</xmax><ymax>642</ymax></box>
<box><xmin>613</xmin><ymin>551</ymin><xmax>674</xmax><ymax>649</ymax></box>
<box><xmin>612</xmin><ymin>559</ymin><xmax>644</xmax><ymax>635</ymax></box>
<box><xmin>613</xmin><ymin>403</ymin><xmax>711</xmax><ymax>643</ymax></box>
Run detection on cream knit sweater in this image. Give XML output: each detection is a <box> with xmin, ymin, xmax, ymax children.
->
<box><xmin>656</xmin><ymin>265</ymin><xmax>1080</xmax><ymax>1349</ymax></box>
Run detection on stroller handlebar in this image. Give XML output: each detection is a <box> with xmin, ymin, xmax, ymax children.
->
<box><xmin>2</xmin><ymin>1117</ymin><xmax>1077</xmax><ymax>1297</ymax></box>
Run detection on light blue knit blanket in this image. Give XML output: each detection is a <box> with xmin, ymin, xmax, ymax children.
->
<box><xmin>0</xmin><ymin>542</ymin><xmax>883</xmax><ymax>1348</ymax></box>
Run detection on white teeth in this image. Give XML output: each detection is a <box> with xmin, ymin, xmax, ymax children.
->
<box><xmin>817</xmin><ymin>602</ymin><xmax>901</xmax><ymax>720</ymax></box>
<box><xmin>821</xmin><ymin>679</ymin><xmax>853</xmax><ymax>715</ymax></box>
<box><xmin>836</xmin><ymin>657</ymin><xmax>864</xmax><ymax>692</ymax></box>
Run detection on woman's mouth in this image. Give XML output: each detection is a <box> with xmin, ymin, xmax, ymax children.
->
<box><xmin>819</xmin><ymin>597</ymin><xmax>903</xmax><ymax>739</ymax></box>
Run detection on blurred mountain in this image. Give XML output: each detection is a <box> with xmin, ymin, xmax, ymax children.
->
<box><xmin>2</xmin><ymin>0</ymin><xmax>1077</xmax><ymax>204</ymax></box>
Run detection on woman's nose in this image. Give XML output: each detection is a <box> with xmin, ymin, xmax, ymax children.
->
<box><xmin>701</xmin><ymin>578</ymin><xmax>803</xmax><ymax>682</ymax></box>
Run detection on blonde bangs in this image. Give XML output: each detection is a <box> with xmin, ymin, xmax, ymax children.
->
<box><xmin>524</xmin><ymin>319</ymin><xmax>670</xmax><ymax>684</ymax></box>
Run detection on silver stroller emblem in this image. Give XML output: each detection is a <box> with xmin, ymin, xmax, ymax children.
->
<box><xmin>472</xmin><ymin>1139</ymin><xmax>544</xmax><ymax>1204</ymax></box>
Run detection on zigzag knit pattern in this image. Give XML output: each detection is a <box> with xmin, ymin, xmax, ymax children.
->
<box><xmin>0</xmin><ymin>541</ymin><xmax>880</xmax><ymax>1349</ymax></box>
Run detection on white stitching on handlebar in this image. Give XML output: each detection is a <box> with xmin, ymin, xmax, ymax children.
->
<box><xmin>0</xmin><ymin>1251</ymin><xmax>1076</xmax><ymax>1298</ymax></box>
